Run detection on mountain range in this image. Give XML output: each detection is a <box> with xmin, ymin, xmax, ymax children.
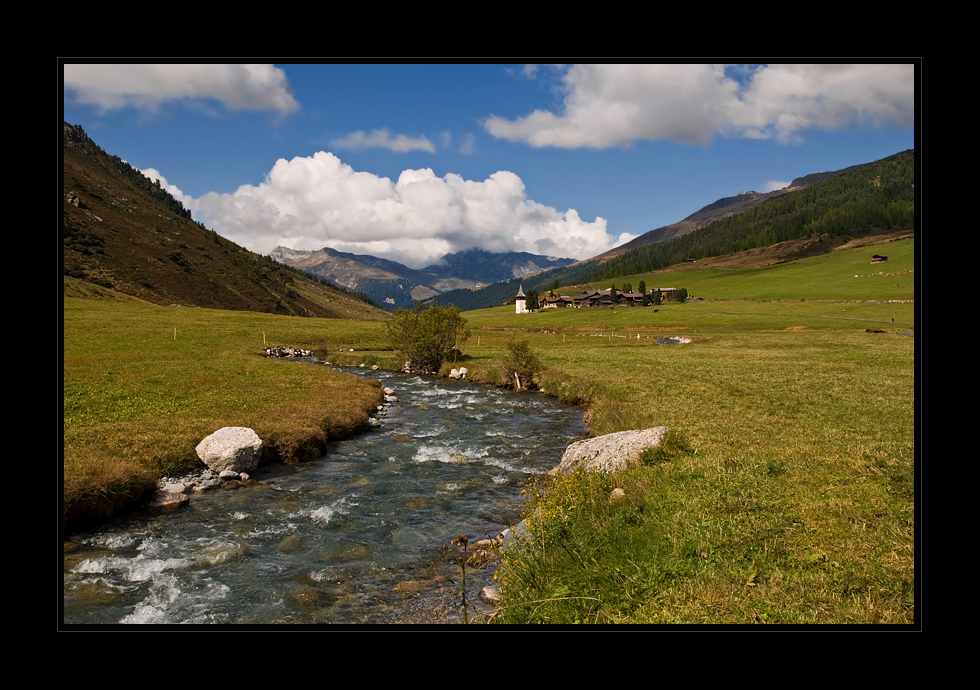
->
<box><xmin>432</xmin><ymin>149</ymin><xmax>914</xmax><ymax>311</ymax></box>
<box><xmin>269</xmin><ymin>245</ymin><xmax>576</xmax><ymax>310</ymax></box>
<box><xmin>272</xmin><ymin>160</ymin><xmax>880</xmax><ymax>311</ymax></box>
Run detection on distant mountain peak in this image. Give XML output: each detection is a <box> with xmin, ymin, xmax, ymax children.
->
<box><xmin>271</xmin><ymin>245</ymin><xmax>576</xmax><ymax>310</ymax></box>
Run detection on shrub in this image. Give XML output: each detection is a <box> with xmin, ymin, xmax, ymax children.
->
<box><xmin>497</xmin><ymin>335</ymin><xmax>543</xmax><ymax>390</ymax></box>
<box><xmin>385</xmin><ymin>301</ymin><xmax>470</xmax><ymax>373</ymax></box>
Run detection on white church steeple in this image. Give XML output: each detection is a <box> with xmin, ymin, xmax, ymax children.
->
<box><xmin>515</xmin><ymin>285</ymin><xmax>527</xmax><ymax>314</ymax></box>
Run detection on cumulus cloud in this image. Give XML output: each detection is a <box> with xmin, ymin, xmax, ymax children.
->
<box><xmin>484</xmin><ymin>64</ymin><xmax>915</xmax><ymax>148</ymax></box>
<box><xmin>611</xmin><ymin>231</ymin><xmax>639</xmax><ymax>248</ymax></box>
<box><xmin>330</xmin><ymin>128</ymin><xmax>436</xmax><ymax>153</ymax></box>
<box><xmin>184</xmin><ymin>152</ymin><xmax>614</xmax><ymax>269</ymax></box>
<box><xmin>138</xmin><ymin>167</ymin><xmax>191</xmax><ymax>202</ymax></box>
<box><xmin>63</xmin><ymin>64</ymin><xmax>299</xmax><ymax>116</ymax></box>
<box><xmin>730</xmin><ymin>64</ymin><xmax>916</xmax><ymax>143</ymax></box>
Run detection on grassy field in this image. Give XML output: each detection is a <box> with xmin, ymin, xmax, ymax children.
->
<box><xmin>62</xmin><ymin>237</ymin><xmax>916</xmax><ymax>624</ymax></box>
<box><xmin>62</xmin><ymin>279</ymin><xmax>389</xmax><ymax>529</ymax></box>
<box><xmin>457</xmin><ymin>301</ymin><xmax>915</xmax><ymax>624</ymax></box>
<box><xmin>443</xmin><ymin>240</ymin><xmax>916</xmax><ymax>624</ymax></box>
<box><xmin>576</xmin><ymin>236</ymin><xmax>915</xmax><ymax>302</ymax></box>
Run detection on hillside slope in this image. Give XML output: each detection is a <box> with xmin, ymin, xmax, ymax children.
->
<box><xmin>595</xmin><ymin>162</ymin><xmax>868</xmax><ymax>260</ymax></box>
<box><xmin>587</xmin><ymin>149</ymin><xmax>914</xmax><ymax>283</ymax></box>
<box><xmin>62</xmin><ymin>123</ymin><xmax>388</xmax><ymax>320</ymax></box>
<box><xmin>433</xmin><ymin>150</ymin><xmax>914</xmax><ymax>311</ymax></box>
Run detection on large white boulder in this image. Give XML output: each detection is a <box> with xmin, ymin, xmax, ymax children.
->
<box><xmin>195</xmin><ymin>427</ymin><xmax>263</xmax><ymax>474</ymax></box>
<box><xmin>549</xmin><ymin>427</ymin><xmax>669</xmax><ymax>476</ymax></box>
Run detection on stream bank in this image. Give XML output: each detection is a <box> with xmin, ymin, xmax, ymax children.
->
<box><xmin>63</xmin><ymin>365</ymin><xmax>589</xmax><ymax>624</ymax></box>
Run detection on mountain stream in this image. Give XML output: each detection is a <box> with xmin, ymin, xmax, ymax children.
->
<box><xmin>63</xmin><ymin>365</ymin><xmax>588</xmax><ymax>624</ymax></box>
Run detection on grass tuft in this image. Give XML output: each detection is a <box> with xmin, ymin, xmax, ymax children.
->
<box><xmin>639</xmin><ymin>429</ymin><xmax>694</xmax><ymax>465</ymax></box>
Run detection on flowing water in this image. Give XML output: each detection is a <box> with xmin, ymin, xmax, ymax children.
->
<box><xmin>62</xmin><ymin>366</ymin><xmax>587</xmax><ymax>625</ymax></box>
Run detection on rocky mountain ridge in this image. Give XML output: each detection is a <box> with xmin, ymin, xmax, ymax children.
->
<box><xmin>270</xmin><ymin>245</ymin><xmax>576</xmax><ymax>309</ymax></box>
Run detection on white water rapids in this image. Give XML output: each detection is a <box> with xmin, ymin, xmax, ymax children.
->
<box><xmin>63</xmin><ymin>366</ymin><xmax>588</xmax><ymax>625</ymax></box>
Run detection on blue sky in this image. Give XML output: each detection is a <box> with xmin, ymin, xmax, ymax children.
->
<box><xmin>63</xmin><ymin>63</ymin><xmax>917</xmax><ymax>269</ymax></box>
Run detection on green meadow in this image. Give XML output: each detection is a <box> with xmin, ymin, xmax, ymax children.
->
<box><xmin>62</xmin><ymin>281</ymin><xmax>388</xmax><ymax>528</ymax></box>
<box><xmin>445</xmin><ymin>240</ymin><xmax>915</xmax><ymax>624</ymax></box>
<box><xmin>590</xmin><ymin>237</ymin><xmax>915</xmax><ymax>302</ymax></box>
<box><xmin>63</xmin><ymin>238</ymin><xmax>916</xmax><ymax>624</ymax></box>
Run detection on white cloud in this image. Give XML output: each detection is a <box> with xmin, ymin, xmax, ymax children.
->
<box><xmin>63</xmin><ymin>64</ymin><xmax>299</xmax><ymax>116</ymax></box>
<box><xmin>137</xmin><ymin>167</ymin><xmax>189</xmax><ymax>201</ymax></box>
<box><xmin>330</xmin><ymin>128</ymin><xmax>436</xmax><ymax>153</ymax></box>
<box><xmin>611</xmin><ymin>231</ymin><xmax>639</xmax><ymax>248</ymax></box>
<box><xmin>730</xmin><ymin>64</ymin><xmax>916</xmax><ymax>143</ymax></box>
<box><xmin>184</xmin><ymin>151</ymin><xmax>614</xmax><ymax>269</ymax></box>
<box><xmin>761</xmin><ymin>180</ymin><xmax>791</xmax><ymax>193</ymax></box>
<box><xmin>484</xmin><ymin>64</ymin><xmax>915</xmax><ymax>148</ymax></box>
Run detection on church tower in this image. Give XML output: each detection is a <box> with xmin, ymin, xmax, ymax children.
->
<box><xmin>515</xmin><ymin>285</ymin><xmax>527</xmax><ymax>314</ymax></box>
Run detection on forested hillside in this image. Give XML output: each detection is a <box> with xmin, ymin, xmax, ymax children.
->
<box><xmin>588</xmin><ymin>149</ymin><xmax>915</xmax><ymax>282</ymax></box>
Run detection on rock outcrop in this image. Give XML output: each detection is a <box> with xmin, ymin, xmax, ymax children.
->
<box><xmin>195</xmin><ymin>427</ymin><xmax>264</xmax><ymax>474</ymax></box>
<box><xmin>144</xmin><ymin>489</ymin><xmax>189</xmax><ymax>514</ymax></box>
<box><xmin>549</xmin><ymin>427</ymin><xmax>669</xmax><ymax>476</ymax></box>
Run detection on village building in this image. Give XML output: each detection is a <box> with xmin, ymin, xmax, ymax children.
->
<box><xmin>542</xmin><ymin>295</ymin><xmax>574</xmax><ymax>308</ymax></box>
<box><xmin>573</xmin><ymin>290</ymin><xmax>606</xmax><ymax>308</ymax></box>
<box><xmin>619</xmin><ymin>291</ymin><xmax>645</xmax><ymax>306</ymax></box>
<box><xmin>519</xmin><ymin>286</ymin><xmax>685</xmax><ymax>312</ymax></box>
<box><xmin>515</xmin><ymin>285</ymin><xmax>528</xmax><ymax>314</ymax></box>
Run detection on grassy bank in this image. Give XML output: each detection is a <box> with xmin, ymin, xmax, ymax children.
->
<box><xmin>451</xmin><ymin>240</ymin><xmax>915</xmax><ymax>624</ymax></box>
<box><xmin>62</xmin><ymin>287</ymin><xmax>389</xmax><ymax>531</ymax></box>
<box><xmin>62</xmin><ymin>236</ymin><xmax>916</xmax><ymax>624</ymax></box>
<box><xmin>478</xmin><ymin>308</ymin><xmax>914</xmax><ymax>623</ymax></box>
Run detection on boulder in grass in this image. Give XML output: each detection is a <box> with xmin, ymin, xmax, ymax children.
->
<box><xmin>195</xmin><ymin>427</ymin><xmax>264</xmax><ymax>474</ymax></box>
<box><xmin>549</xmin><ymin>427</ymin><xmax>669</xmax><ymax>476</ymax></box>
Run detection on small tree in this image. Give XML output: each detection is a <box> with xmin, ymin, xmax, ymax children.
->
<box><xmin>498</xmin><ymin>335</ymin><xmax>543</xmax><ymax>391</ymax></box>
<box><xmin>526</xmin><ymin>289</ymin><xmax>540</xmax><ymax>311</ymax></box>
<box><xmin>386</xmin><ymin>302</ymin><xmax>470</xmax><ymax>373</ymax></box>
